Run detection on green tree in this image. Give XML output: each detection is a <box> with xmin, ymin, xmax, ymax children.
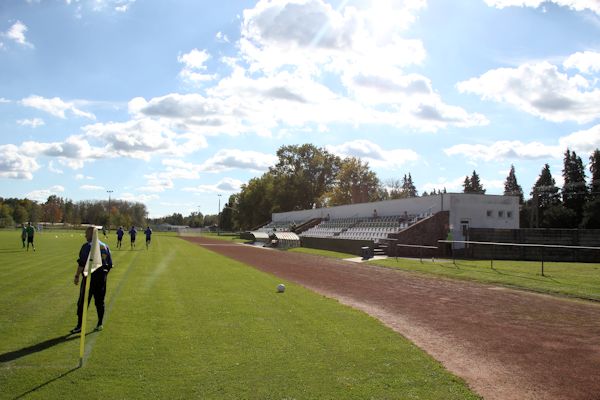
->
<box><xmin>13</xmin><ymin>205</ymin><xmax>28</xmax><ymax>224</ymax></box>
<box><xmin>463</xmin><ymin>170</ymin><xmax>485</xmax><ymax>194</ymax></box>
<box><xmin>385</xmin><ymin>178</ymin><xmax>403</xmax><ymax>199</ymax></box>
<box><xmin>580</xmin><ymin>198</ymin><xmax>600</xmax><ymax>228</ymax></box>
<box><xmin>236</xmin><ymin>174</ymin><xmax>276</xmax><ymax>230</ymax></box>
<box><xmin>503</xmin><ymin>165</ymin><xmax>524</xmax><ymax>203</ymax></box>
<box><xmin>531</xmin><ymin>164</ymin><xmax>560</xmax><ymax>208</ymax></box>
<box><xmin>578</xmin><ymin>149</ymin><xmax>600</xmax><ymax>228</ymax></box>
<box><xmin>530</xmin><ymin>164</ymin><xmax>560</xmax><ymax>228</ymax></box>
<box><xmin>401</xmin><ymin>173</ymin><xmax>418</xmax><ymax>197</ymax></box>
<box><xmin>0</xmin><ymin>203</ymin><xmax>15</xmax><ymax>228</ymax></box>
<box><xmin>541</xmin><ymin>205</ymin><xmax>577</xmax><ymax>228</ymax></box>
<box><xmin>562</xmin><ymin>149</ymin><xmax>587</xmax><ymax>223</ymax></box>
<box><xmin>43</xmin><ymin>195</ymin><xmax>64</xmax><ymax>224</ymax></box>
<box><xmin>270</xmin><ymin>144</ymin><xmax>341</xmax><ymax>211</ymax></box>
<box><xmin>326</xmin><ymin>157</ymin><xmax>381</xmax><ymax>206</ymax></box>
<box><xmin>589</xmin><ymin>149</ymin><xmax>600</xmax><ymax>200</ymax></box>
<box><xmin>219</xmin><ymin>194</ymin><xmax>238</xmax><ymax>232</ymax></box>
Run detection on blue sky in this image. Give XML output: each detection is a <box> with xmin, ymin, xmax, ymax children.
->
<box><xmin>1</xmin><ymin>0</ymin><xmax>599</xmax><ymax>217</ymax></box>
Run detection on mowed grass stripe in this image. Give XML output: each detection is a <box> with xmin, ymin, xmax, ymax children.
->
<box><xmin>1</xmin><ymin>231</ymin><xmax>479</xmax><ymax>399</ymax></box>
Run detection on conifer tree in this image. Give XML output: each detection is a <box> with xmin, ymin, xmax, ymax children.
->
<box><xmin>531</xmin><ymin>164</ymin><xmax>560</xmax><ymax>208</ymax></box>
<box><xmin>562</xmin><ymin>149</ymin><xmax>587</xmax><ymax>222</ymax></box>
<box><xmin>503</xmin><ymin>165</ymin><xmax>524</xmax><ymax>203</ymax></box>
<box><xmin>463</xmin><ymin>170</ymin><xmax>485</xmax><ymax>194</ymax></box>
<box><xmin>462</xmin><ymin>176</ymin><xmax>471</xmax><ymax>193</ymax></box>
<box><xmin>589</xmin><ymin>149</ymin><xmax>600</xmax><ymax>200</ymax></box>
<box><xmin>402</xmin><ymin>173</ymin><xmax>418</xmax><ymax>197</ymax></box>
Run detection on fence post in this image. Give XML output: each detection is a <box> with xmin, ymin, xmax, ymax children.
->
<box><xmin>491</xmin><ymin>244</ymin><xmax>494</xmax><ymax>269</ymax></box>
<box><xmin>420</xmin><ymin>246</ymin><xmax>423</xmax><ymax>263</ymax></box>
<box><xmin>541</xmin><ymin>246</ymin><xmax>545</xmax><ymax>277</ymax></box>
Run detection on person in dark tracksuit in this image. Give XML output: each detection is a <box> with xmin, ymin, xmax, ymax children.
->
<box><xmin>144</xmin><ymin>226</ymin><xmax>152</xmax><ymax>249</ymax></box>
<box><xmin>129</xmin><ymin>226</ymin><xmax>137</xmax><ymax>249</ymax></box>
<box><xmin>71</xmin><ymin>226</ymin><xmax>113</xmax><ymax>334</ymax></box>
<box><xmin>25</xmin><ymin>222</ymin><xmax>35</xmax><ymax>251</ymax></box>
<box><xmin>21</xmin><ymin>224</ymin><xmax>26</xmax><ymax>248</ymax></box>
<box><xmin>116</xmin><ymin>226</ymin><xmax>124</xmax><ymax>249</ymax></box>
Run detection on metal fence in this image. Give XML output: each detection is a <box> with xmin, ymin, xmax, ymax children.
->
<box><xmin>438</xmin><ymin>240</ymin><xmax>600</xmax><ymax>276</ymax></box>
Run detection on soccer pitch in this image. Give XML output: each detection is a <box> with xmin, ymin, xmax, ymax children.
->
<box><xmin>0</xmin><ymin>230</ymin><xmax>479</xmax><ymax>399</ymax></box>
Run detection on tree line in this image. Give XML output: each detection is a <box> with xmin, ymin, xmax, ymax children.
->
<box><xmin>220</xmin><ymin>144</ymin><xmax>600</xmax><ymax>231</ymax></box>
<box><xmin>0</xmin><ymin>195</ymin><xmax>149</xmax><ymax>229</ymax></box>
<box><xmin>2</xmin><ymin>145</ymin><xmax>598</xmax><ymax>231</ymax></box>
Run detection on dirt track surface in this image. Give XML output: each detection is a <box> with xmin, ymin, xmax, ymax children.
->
<box><xmin>183</xmin><ymin>237</ymin><xmax>600</xmax><ymax>400</ymax></box>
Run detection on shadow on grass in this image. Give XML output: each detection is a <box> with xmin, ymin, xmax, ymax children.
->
<box><xmin>0</xmin><ymin>332</ymin><xmax>92</xmax><ymax>363</ymax></box>
<box><xmin>12</xmin><ymin>366</ymin><xmax>79</xmax><ymax>400</ymax></box>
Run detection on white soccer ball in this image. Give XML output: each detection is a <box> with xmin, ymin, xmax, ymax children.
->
<box><xmin>277</xmin><ymin>284</ymin><xmax>285</xmax><ymax>293</ymax></box>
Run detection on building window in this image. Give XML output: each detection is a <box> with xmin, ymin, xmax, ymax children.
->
<box><xmin>507</xmin><ymin>211</ymin><xmax>513</xmax><ymax>218</ymax></box>
<box><xmin>498</xmin><ymin>210</ymin><xmax>504</xmax><ymax>218</ymax></box>
<box><xmin>486</xmin><ymin>210</ymin><xmax>492</xmax><ymax>217</ymax></box>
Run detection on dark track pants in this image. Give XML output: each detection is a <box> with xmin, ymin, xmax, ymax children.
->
<box><xmin>77</xmin><ymin>270</ymin><xmax>107</xmax><ymax>327</ymax></box>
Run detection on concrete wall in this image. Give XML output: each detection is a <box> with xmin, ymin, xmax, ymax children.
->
<box><xmin>387</xmin><ymin>211</ymin><xmax>449</xmax><ymax>257</ymax></box>
<box><xmin>300</xmin><ymin>236</ymin><xmax>374</xmax><ymax>256</ymax></box>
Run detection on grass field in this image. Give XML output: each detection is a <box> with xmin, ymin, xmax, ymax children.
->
<box><xmin>0</xmin><ymin>230</ymin><xmax>479</xmax><ymax>399</ymax></box>
<box><xmin>289</xmin><ymin>247</ymin><xmax>357</xmax><ymax>259</ymax></box>
<box><xmin>369</xmin><ymin>256</ymin><xmax>600</xmax><ymax>301</ymax></box>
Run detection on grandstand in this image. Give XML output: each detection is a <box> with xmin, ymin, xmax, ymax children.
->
<box><xmin>300</xmin><ymin>213</ymin><xmax>433</xmax><ymax>242</ymax></box>
<box><xmin>252</xmin><ymin>194</ymin><xmax>520</xmax><ymax>256</ymax></box>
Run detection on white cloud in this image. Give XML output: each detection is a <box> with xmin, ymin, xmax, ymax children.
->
<box><xmin>0</xmin><ymin>98</ymin><xmax>10</xmax><ymax>103</ymax></box>
<box><xmin>422</xmin><ymin>176</ymin><xmax>467</xmax><ymax>193</ymax></box>
<box><xmin>182</xmin><ymin>177</ymin><xmax>244</xmax><ymax>193</ymax></box>
<box><xmin>26</xmin><ymin>185</ymin><xmax>64</xmax><ymax>202</ymax></box>
<box><xmin>83</xmin><ymin>118</ymin><xmax>206</xmax><ymax>159</ymax></box>
<box><xmin>119</xmin><ymin>192</ymin><xmax>159</xmax><ymax>203</ymax></box>
<box><xmin>200</xmin><ymin>149</ymin><xmax>278</xmax><ymax>172</ymax></box>
<box><xmin>484</xmin><ymin>0</ymin><xmax>600</xmax><ymax>15</ymax></box>
<box><xmin>80</xmin><ymin>184</ymin><xmax>105</xmax><ymax>191</ymax></box>
<box><xmin>216</xmin><ymin>31</ymin><xmax>230</xmax><ymax>43</ymax></box>
<box><xmin>326</xmin><ymin>140</ymin><xmax>419</xmax><ymax>169</ymax></box>
<box><xmin>457</xmin><ymin>60</ymin><xmax>600</xmax><ymax>123</ymax></box>
<box><xmin>75</xmin><ymin>173</ymin><xmax>94</xmax><ymax>180</ymax></box>
<box><xmin>21</xmin><ymin>135</ymin><xmax>104</xmax><ymax>169</ymax></box>
<box><xmin>231</xmin><ymin>0</ymin><xmax>484</xmax><ymax>132</ymax></box>
<box><xmin>3</xmin><ymin>21</ymin><xmax>33</xmax><ymax>48</ymax></box>
<box><xmin>138</xmin><ymin>172</ymin><xmax>176</xmax><ymax>193</ymax></box>
<box><xmin>178</xmin><ymin>48</ymin><xmax>217</xmax><ymax>85</ymax></box>
<box><xmin>114</xmin><ymin>1</ymin><xmax>136</xmax><ymax>13</ymax></box>
<box><xmin>126</xmin><ymin>1</ymin><xmax>485</xmax><ymax>136</ymax></box>
<box><xmin>563</xmin><ymin>51</ymin><xmax>600</xmax><ymax>74</ymax></box>
<box><xmin>444</xmin><ymin>141</ymin><xmax>561</xmax><ymax>161</ymax></box>
<box><xmin>47</xmin><ymin>161</ymin><xmax>63</xmax><ymax>174</ymax></box>
<box><xmin>20</xmin><ymin>95</ymin><xmax>96</xmax><ymax>120</ymax></box>
<box><xmin>444</xmin><ymin>124</ymin><xmax>600</xmax><ymax>162</ymax></box>
<box><xmin>558</xmin><ymin>124</ymin><xmax>600</xmax><ymax>153</ymax></box>
<box><xmin>0</xmin><ymin>144</ymin><xmax>40</xmax><ymax>179</ymax></box>
<box><xmin>17</xmin><ymin>118</ymin><xmax>45</xmax><ymax>128</ymax></box>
